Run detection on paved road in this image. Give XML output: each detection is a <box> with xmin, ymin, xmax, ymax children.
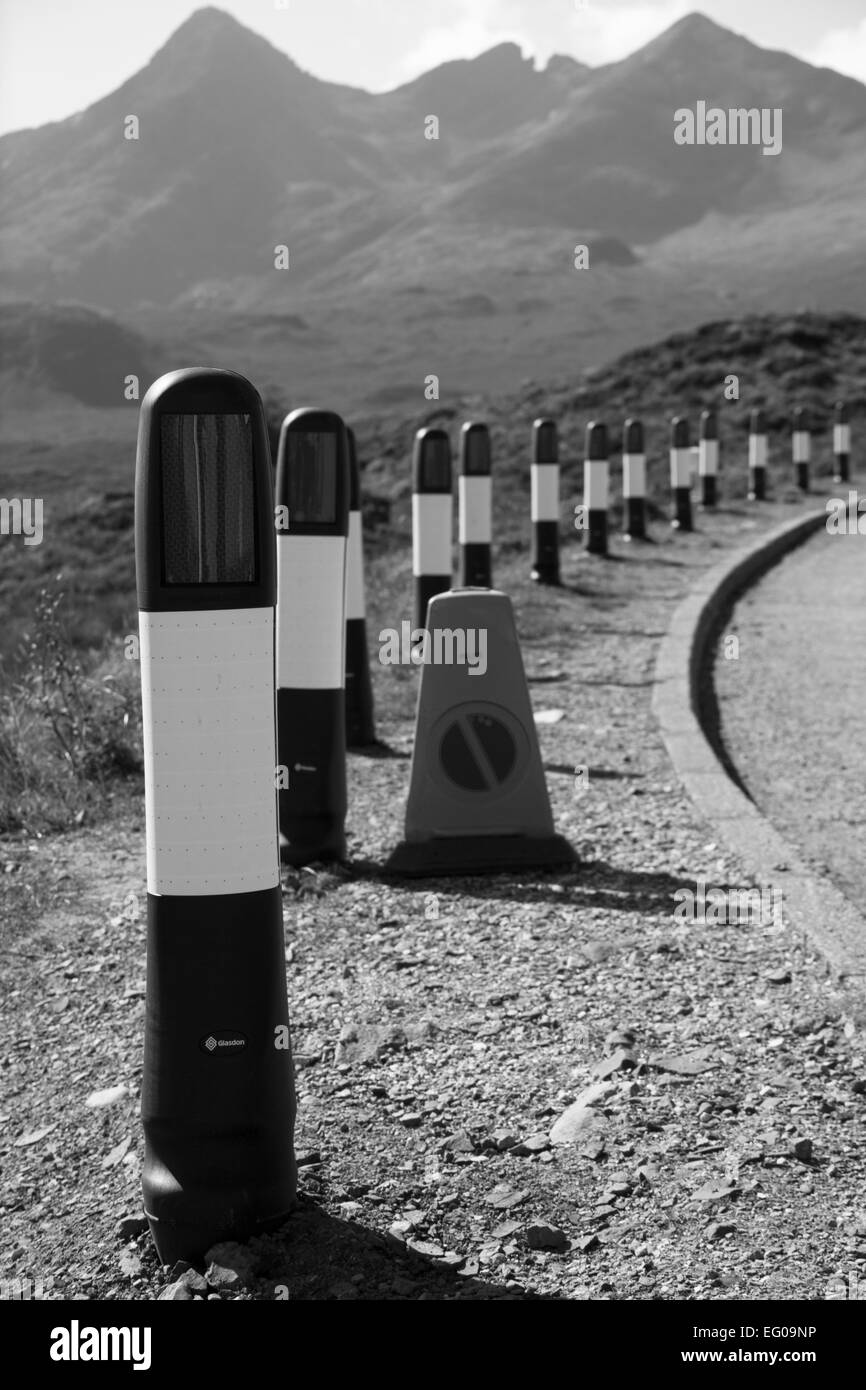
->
<box><xmin>714</xmin><ymin>523</ymin><xmax>866</xmax><ymax>911</ymax></box>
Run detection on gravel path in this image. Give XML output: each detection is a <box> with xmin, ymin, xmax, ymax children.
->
<box><xmin>714</xmin><ymin>526</ymin><xmax>866</xmax><ymax>910</ymax></box>
<box><xmin>3</xmin><ymin>500</ymin><xmax>866</xmax><ymax>1302</ymax></box>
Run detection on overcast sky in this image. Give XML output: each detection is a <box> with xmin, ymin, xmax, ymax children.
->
<box><xmin>2</xmin><ymin>0</ymin><xmax>866</xmax><ymax>136</ymax></box>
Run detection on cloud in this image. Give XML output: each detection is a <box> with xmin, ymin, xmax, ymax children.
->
<box><xmin>395</xmin><ymin>0</ymin><xmax>534</xmax><ymax>79</ymax></box>
<box><xmin>805</xmin><ymin>18</ymin><xmax>866</xmax><ymax>84</ymax></box>
<box><xmin>393</xmin><ymin>0</ymin><xmax>702</xmax><ymax>81</ymax></box>
<box><xmin>568</xmin><ymin>0</ymin><xmax>696</xmax><ymax>67</ymax></box>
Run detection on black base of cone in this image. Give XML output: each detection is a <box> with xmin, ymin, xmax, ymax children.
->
<box><xmin>700</xmin><ymin>475</ymin><xmax>717</xmax><ymax>507</ymax></box>
<box><xmin>141</xmin><ymin>887</ymin><xmax>297</xmax><ymax>1265</ymax></box>
<box><xmin>796</xmin><ymin>463</ymin><xmax>809</xmax><ymax>491</ymax></box>
<box><xmin>586</xmin><ymin>510</ymin><xmax>607</xmax><ymax>554</ymax></box>
<box><xmin>834</xmin><ymin>456</ymin><xmax>850</xmax><ymax>483</ymax></box>
<box><xmin>345</xmin><ymin>618</ymin><xmax>377</xmax><ymax>748</ymax></box>
<box><xmin>384</xmin><ymin>832</ymin><xmax>577</xmax><ymax>878</ymax></box>
<box><xmin>277</xmin><ymin>688</ymin><xmax>347</xmax><ymax>865</ymax></box>
<box><xmin>146</xmin><ymin>1203</ymin><xmax>293</xmax><ymax>1270</ymax></box>
<box><xmin>749</xmin><ymin>469</ymin><xmax>766</xmax><ymax>501</ymax></box>
<box><xmin>623</xmin><ymin>498</ymin><xmax>646</xmax><ymax>540</ymax></box>
<box><xmin>531</xmin><ymin>524</ymin><xmax>560</xmax><ymax>583</ymax></box>
<box><xmin>671</xmin><ymin>489</ymin><xmax>692</xmax><ymax>530</ymax></box>
<box><xmin>414</xmin><ymin>574</ymin><xmax>451</xmax><ymax>631</ymax></box>
<box><xmin>459</xmin><ymin>543</ymin><xmax>492</xmax><ymax>588</ymax></box>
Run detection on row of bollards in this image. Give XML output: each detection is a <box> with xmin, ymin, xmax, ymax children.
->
<box><xmin>134</xmin><ymin>365</ymin><xmax>855</xmax><ymax>1265</ymax></box>
<box><xmin>413</xmin><ymin>402</ymin><xmax>854</xmax><ymax>578</ymax></box>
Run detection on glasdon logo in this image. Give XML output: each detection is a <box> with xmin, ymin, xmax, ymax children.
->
<box><xmin>199</xmin><ymin>1030</ymin><xmax>248</xmax><ymax>1056</ymax></box>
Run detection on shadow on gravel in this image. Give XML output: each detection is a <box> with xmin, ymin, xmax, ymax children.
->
<box><xmin>569</xmin><ymin>676</ymin><xmax>656</xmax><ymax>687</ymax></box>
<box><xmin>250</xmin><ymin>1198</ymin><xmax>560</xmax><ymax>1301</ymax></box>
<box><xmin>695</xmin><ymin>606</ymin><xmax>757</xmax><ymax>801</ymax></box>
<box><xmin>543</xmin><ymin>763</ymin><xmax>644</xmax><ymax>780</ymax></box>
<box><xmin>362</xmin><ymin>858</ymin><xmax>749</xmax><ymax>916</ymax></box>
<box><xmin>584</xmin><ymin>627</ymin><xmax>669</xmax><ymax>638</ymax></box>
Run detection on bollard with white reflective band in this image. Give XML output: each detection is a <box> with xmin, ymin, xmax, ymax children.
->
<box><xmin>412</xmin><ymin>427</ymin><xmax>453</xmax><ymax>630</ymax></box>
<box><xmin>135</xmin><ymin>367</ymin><xmax>296</xmax><ymax>1265</ymax></box>
<box><xmin>670</xmin><ymin>416</ymin><xmax>693</xmax><ymax>530</ymax></box>
<box><xmin>792</xmin><ymin>406</ymin><xmax>810</xmax><ymax>492</ymax></box>
<box><xmin>584</xmin><ymin>420</ymin><xmax>609</xmax><ymax>555</ymax></box>
<box><xmin>833</xmin><ymin>402</ymin><xmax>850</xmax><ymax>484</ymax></box>
<box><xmin>344</xmin><ymin>426</ymin><xmax>377</xmax><ymax>748</ymax></box>
<box><xmin>622</xmin><ymin>417</ymin><xmax>647</xmax><ymax>540</ymax></box>
<box><xmin>458</xmin><ymin>421</ymin><xmax>492</xmax><ymax>587</ymax></box>
<box><xmin>748</xmin><ymin>407</ymin><xmax>767</xmax><ymax>500</ymax></box>
<box><xmin>699</xmin><ymin>408</ymin><xmax>718</xmax><ymax>507</ymax></box>
<box><xmin>530</xmin><ymin>418</ymin><xmax>560</xmax><ymax>583</ymax></box>
<box><xmin>275</xmin><ymin>408</ymin><xmax>349</xmax><ymax>865</ymax></box>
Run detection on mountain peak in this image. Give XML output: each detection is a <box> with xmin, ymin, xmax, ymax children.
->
<box><xmin>666</xmin><ymin>11</ymin><xmax>729</xmax><ymax>38</ymax></box>
<box><xmin>636</xmin><ymin>10</ymin><xmax>754</xmax><ymax>61</ymax></box>
<box><xmin>170</xmin><ymin>6</ymin><xmax>246</xmax><ymax>39</ymax></box>
<box><xmin>545</xmin><ymin>53</ymin><xmax>589</xmax><ymax>80</ymax></box>
<box><xmin>469</xmin><ymin>41</ymin><xmax>528</xmax><ymax>68</ymax></box>
<box><xmin>143</xmin><ymin>5</ymin><xmax>305</xmax><ymax>89</ymax></box>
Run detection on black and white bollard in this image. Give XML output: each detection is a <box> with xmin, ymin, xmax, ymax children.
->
<box><xmin>699</xmin><ymin>408</ymin><xmax>718</xmax><ymax>507</ymax></box>
<box><xmin>344</xmin><ymin>426</ymin><xmax>377</xmax><ymax>748</ymax></box>
<box><xmin>412</xmin><ymin>426</ymin><xmax>452</xmax><ymax>630</ymax></box>
<box><xmin>458</xmin><ymin>421</ymin><xmax>492</xmax><ymax>587</ymax></box>
<box><xmin>793</xmin><ymin>407</ymin><xmax>810</xmax><ymax>491</ymax></box>
<box><xmin>622</xmin><ymin>417</ymin><xmax>647</xmax><ymax>540</ymax></box>
<box><xmin>670</xmin><ymin>416</ymin><xmax>693</xmax><ymax>530</ymax></box>
<box><xmin>748</xmin><ymin>407</ymin><xmax>767</xmax><ymax>500</ymax></box>
<box><xmin>833</xmin><ymin>402</ymin><xmax>850</xmax><ymax>484</ymax></box>
<box><xmin>135</xmin><ymin>367</ymin><xmax>296</xmax><ymax>1265</ymax></box>
<box><xmin>275</xmin><ymin>408</ymin><xmax>349</xmax><ymax>865</ymax></box>
<box><xmin>584</xmin><ymin>420</ymin><xmax>609</xmax><ymax>555</ymax></box>
<box><xmin>530</xmin><ymin>418</ymin><xmax>560</xmax><ymax>583</ymax></box>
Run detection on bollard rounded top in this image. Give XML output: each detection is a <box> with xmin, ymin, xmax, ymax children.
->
<box><xmin>623</xmin><ymin>418</ymin><xmax>644</xmax><ymax>454</ymax></box>
<box><xmin>585</xmin><ymin>419</ymin><xmax>608</xmax><ymax>460</ymax></box>
<box><xmin>670</xmin><ymin>416</ymin><xmax>690</xmax><ymax>448</ymax></box>
<box><xmin>275</xmin><ymin>407</ymin><xmax>350</xmax><ymax>536</ymax></box>
<box><xmin>532</xmin><ymin>418</ymin><xmax>558</xmax><ymax>464</ymax></box>
<box><xmin>459</xmin><ymin>420</ymin><xmax>491</xmax><ymax>476</ymax></box>
<box><xmin>135</xmin><ymin>367</ymin><xmax>275</xmax><ymax>613</ymax></box>
<box><xmin>413</xmin><ymin>426</ymin><xmax>452</xmax><ymax>493</ymax></box>
<box><xmin>700</xmin><ymin>407</ymin><xmax>718</xmax><ymax>441</ymax></box>
<box><xmin>750</xmin><ymin>407</ymin><xmax>766</xmax><ymax>435</ymax></box>
<box><xmin>346</xmin><ymin>425</ymin><xmax>360</xmax><ymax>512</ymax></box>
<box><xmin>793</xmin><ymin>405</ymin><xmax>810</xmax><ymax>431</ymax></box>
<box><xmin>835</xmin><ymin>400</ymin><xmax>849</xmax><ymax>424</ymax></box>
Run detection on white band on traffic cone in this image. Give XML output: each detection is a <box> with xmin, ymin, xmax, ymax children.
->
<box><xmin>140</xmin><ymin>607</ymin><xmax>280</xmax><ymax>897</ymax></box>
<box><xmin>623</xmin><ymin>453</ymin><xmax>646</xmax><ymax>498</ymax></box>
<box><xmin>458</xmin><ymin>475</ymin><xmax>492</xmax><ymax>544</ymax></box>
<box><xmin>584</xmin><ymin>458</ymin><xmax>609</xmax><ymax>510</ymax></box>
<box><xmin>531</xmin><ymin>464</ymin><xmax>559</xmax><ymax>521</ymax></box>
<box><xmin>699</xmin><ymin>439</ymin><xmax>718</xmax><ymax>477</ymax></box>
<box><xmin>412</xmin><ymin>493</ymin><xmax>452</xmax><ymax>576</ymax></box>
<box><xmin>277</xmin><ymin>534</ymin><xmax>347</xmax><ymax>689</ymax></box>
<box><xmin>670</xmin><ymin>448</ymin><xmax>691</xmax><ymax>488</ymax></box>
<box><xmin>346</xmin><ymin>511</ymin><xmax>365</xmax><ymax>621</ymax></box>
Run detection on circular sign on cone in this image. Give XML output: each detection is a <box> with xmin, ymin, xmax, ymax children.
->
<box><xmin>386</xmin><ymin>588</ymin><xmax>576</xmax><ymax>876</ymax></box>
